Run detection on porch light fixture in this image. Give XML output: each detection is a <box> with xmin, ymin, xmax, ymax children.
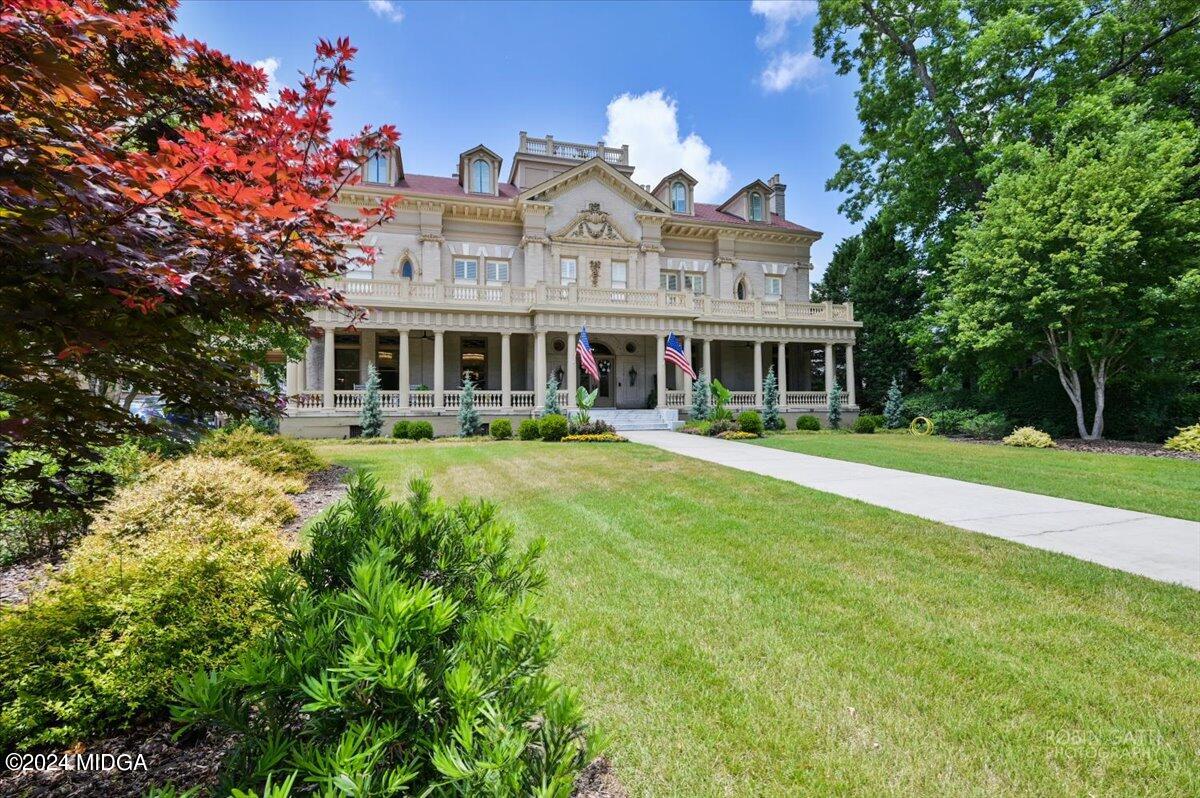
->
<box><xmin>628</xmin><ymin>367</ymin><xmax>637</xmax><ymax>386</ymax></box>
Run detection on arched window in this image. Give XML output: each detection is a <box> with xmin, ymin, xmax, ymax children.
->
<box><xmin>736</xmin><ymin>278</ymin><xmax>748</xmax><ymax>300</ymax></box>
<box><xmin>366</xmin><ymin>151</ymin><xmax>388</xmax><ymax>184</ymax></box>
<box><xmin>470</xmin><ymin>158</ymin><xmax>491</xmax><ymax>193</ymax></box>
<box><xmin>671</xmin><ymin>181</ymin><xmax>687</xmax><ymax>213</ymax></box>
<box><xmin>400</xmin><ymin>259</ymin><xmax>413</xmax><ymax>279</ymax></box>
<box><xmin>749</xmin><ymin>191</ymin><xmax>763</xmax><ymax>221</ymax></box>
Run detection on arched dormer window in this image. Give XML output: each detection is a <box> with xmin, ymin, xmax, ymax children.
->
<box><xmin>671</xmin><ymin>181</ymin><xmax>687</xmax><ymax>213</ymax></box>
<box><xmin>400</xmin><ymin>259</ymin><xmax>413</xmax><ymax>279</ymax></box>
<box><xmin>736</xmin><ymin>278</ymin><xmax>748</xmax><ymax>300</ymax></box>
<box><xmin>366</xmin><ymin>151</ymin><xmax>388</xmax><ymax>184</ymax></box>
<box><xmin>749</xmin><ymin>191</ymin><xmax>764</xmax><ymax>221</ymax></box>
<box><xmin>470</xmin><ymin>158</ymin><xmax>491</xmax><ymax>194</ymax></box>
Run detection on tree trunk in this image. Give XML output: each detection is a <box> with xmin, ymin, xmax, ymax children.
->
<box><xmin>121</xmin><ymin>386</ymin><xmax>139</xmax><ymax>413</ymax></box>
<box><xmin>1045</xmin><ymin>329</ymin><xmax>1091</xmax><ymax>439</ymax></box>
<box><xmin>1088</xmin><ymin>358</ymin><xmax>1108</xmax><ymax>440</ymax></box>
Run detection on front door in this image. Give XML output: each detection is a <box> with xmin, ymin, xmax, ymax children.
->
<box><xmin>593</xmin><ymin>356</ymin><xmax>614</xmax><ymax>407</ymax></box>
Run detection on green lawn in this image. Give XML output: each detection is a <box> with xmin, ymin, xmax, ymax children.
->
<box><xmin>751</xmin><ymin>431</ymin><xmax>1200</xmax><ymax>521</ymax></box>
<box><xmin>315</xmin><ymin>440</ymin><xmax>1200</xmax><ymax>797</ymax></box>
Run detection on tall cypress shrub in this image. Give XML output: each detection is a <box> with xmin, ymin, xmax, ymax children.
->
<box><xmin>762</xmin><ymin>366</ymin><xmax>784</xmax><ymax>430</ymax></box>
<box><xmin>828</xmin><ymin>382</ymin><xmax>843</xmax><ymax>430</ymax></box>
<box><xmin>542</xmin><ymin>374</ymin><xmax>561</xmax><ymax>416</ymax></box>
<box><xmin>359</xmin><ymin>364</ymin><xmax>383</xmax><ymax>438</ymax></box>
<box><xmin>690</xmin><ymin>371</ymin><xmax>711</xmax><ymax>420</ymax></box>
<box><xmin>884</xmin><ymin>377</ymin><xmax>904</xmax><ymax>429</ymax></box>
<box><xmin>458</xmin><ymin>375</ymin><xmax>481</xmax><ymax>436</ymax></box>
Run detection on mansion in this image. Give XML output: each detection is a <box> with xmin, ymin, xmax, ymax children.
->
<box><xmin>281</xmin><ymin>132</ymin><xmax>860</xmax><ymax>436</ymax></box>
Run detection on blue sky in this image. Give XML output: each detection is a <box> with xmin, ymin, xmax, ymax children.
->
<box><xmin>176</xmin><ymin>0</ymin><xmax>861</xmax><ymax>277</ymax></box>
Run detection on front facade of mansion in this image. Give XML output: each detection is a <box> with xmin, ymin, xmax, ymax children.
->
<box><xmin>281</xmin><ymin>132</ymin><xmax>860</xmax><ymax>437</ymax></box>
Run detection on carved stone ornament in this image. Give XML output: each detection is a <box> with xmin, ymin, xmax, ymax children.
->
<box><xmin>566</xmin><ymin>203</ymin><xmax>622</xmax><ymax>241</ymax></box>
<box><xmin>589</xmin><ymin>260</ymin><xmax>601</xmax><ymax>287</ymax></box>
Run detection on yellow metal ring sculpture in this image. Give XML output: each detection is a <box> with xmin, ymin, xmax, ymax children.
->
<box><xmin>910</xmin><ymin>416</ymin><xmax>934</xmax><ymax>436</ymax></box>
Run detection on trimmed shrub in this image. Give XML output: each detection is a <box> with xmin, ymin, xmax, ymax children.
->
<box><xmin>172</xmin><ymin>475</ymin><xmax>597</xmax><ymax>796</ymax></box>
<box><xmin>1003</xmin><ymin>427</ymin><xmax>1056</xmax><ymax>448</ymax></box>
<box><xmin>852</xmin><ymin>417</ymin><xmax>877</xmax><ymax>434</ymax></box>
<box><xmin>490</xmin><ymin>418</ymin><xmax>513</xmax><ymax>440</ymax></box>
<box><xmin>1164</xmin><ymin>423</ymin><xmax>1200</xmax><ymax>453</ymax></box>
<box><xmin>681</xmin><ymin>420</ymin><xmax>712</xmax><ymax>436</ymax></box>
<box><xmin>562</xmin><ymin>433</ymin><xmax>627</xmax><ymax>442</ymax></box>
<box><xmin>929</xmin><ymin>409</ymin><xmax>979</xmax><ymax>436</ymax></box>
<box><xmin>859</xmin><ymin>414</ymin><xmax>886</xmax><ymax>429</ymax></box>
<box><xmin>0</xmin><ymin>457</ymin><xmax>289</xmax><ymax>748</ymax></box>
<box><xmin>795</xmin><ymin>415</ymin><xmax>821</xmax><ymax>431</ymax></box>
<box><xmin>962</xmin><ymin>412</ymin><xmax>1011</xmax><ymax>439</ymax></box>
<box><xmin>408</xmin><ymin>420</ymin><xmax>434</xmax><ymax>441</ymax></box>
<box><xmin>737</xmin><ymin>410</ymin><xmax>764</xmax><ymax>436</ymax></box>
<box><xmin>195</xmin><ymin>426</ymin><xmax>324</xmax><ymax>486</ymax></box>
<box><xmin>717</xmin><ymin>430</ymin><xmax>760</xmax><ymax>440</ymax></box>
<box><xmin>539</xmin><ymin>413</ymin><xmax>569</xmax><ymax>442</ymax></box>
<box><xmin>391</xmin><ymin>419</ymin><xmax>412</xmax><ymax>439</ymax></box>
<box><xmin>517</xmin><ymin>418</ymin><xmax>541</xmax><ymax>440</ymax></box>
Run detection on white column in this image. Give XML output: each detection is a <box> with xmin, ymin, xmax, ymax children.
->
<box><xmin>702</xmin><ymin>338</ymin><xmax>712</xmax><ymax>379</ymax></box>
<box><xmin>824</xmin><ymin>342</ymin><xmax>834</xmax><ymax>394</ymax></box>
<box><xmin>753</xmin><ymin>340</ymin><xmax>764</xmax><ymax>408</ymax></box>
<box><xmin>433</xmin><ymin>330</ymin><xmax>445</xmax><ymax>410</ymax></box>
<box><xmin>845</xmin><ymin>342</ymin><xmax>856</xmax><ymax>407</ymax></box>
<box><xmin>777</xmin><ymin>341</ymin><xmax>788</xmax><ymax>410</ymax></box>
<box><xmin>501</xmin><ymin>332</ymin><xmax>512</xmax><ymax>410</ymax></box>
<box><xmin>566</xmin><ymin>331</ymin><xmax>577</xmax><ymax>407</ymax></box>
<box><xmin>534</xmin><ymin>330</ymin><xmax>547</xmax><ymax>411</ymax></box>
<box><xmin>285</xmin><ymin>360</ymin><xmax>298</xmax><ymax>396</ymax></box>
<box><xmin>655</xmin><ymin>333</ymin><xmax>667</xmax><ymax>409</ymax></box>
<box><xmin>682</xmin><ymin>336</ymin><xmax>693</xmax><ymax>408</ymax></box>
<box><xmin>322</xmin><ymin>326</ymin><xmax>335</xmax><ymax>410</ymax></box>
<box><xmin>398</xmin><ymin>330</ymin><xmax>410</xmax><ymax>408</ymax></box>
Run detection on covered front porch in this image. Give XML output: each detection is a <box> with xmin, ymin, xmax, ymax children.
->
<box><xmin>283</xmin><ymin>325</ymin><xmax>857</xmax><ymax>417</ymax></box>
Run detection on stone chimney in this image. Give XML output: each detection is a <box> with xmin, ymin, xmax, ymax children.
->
<box><xmin>768</xmin><ymin>173</ymin><xmax>786</xmax><ymax>219</ymax></box>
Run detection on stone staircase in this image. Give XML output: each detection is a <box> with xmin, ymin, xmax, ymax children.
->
<box><xmin>589</xmin><ymin>408</ymin><xmax>682</xmax><ymax>431</ymax></box>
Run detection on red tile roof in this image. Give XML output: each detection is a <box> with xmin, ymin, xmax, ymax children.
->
<box><xmin>684</xmin><ymin>203</ymin><xmax>818</xmax><ymax>234</ymax></box>
<box><xmin>394</xmin><ymin>173</ymin><xmax>818</xmax><ymax>235</ymax></box>
<box><xmin>397</xmin><ymin>173</ymin><xmax>521</xmax><ymax>199</ymax></box>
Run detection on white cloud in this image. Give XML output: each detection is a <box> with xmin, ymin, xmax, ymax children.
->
<box><xmin>759</xmin><ymin>50</ymin><xmax>820</xmax><ymax>92</ymax></box>
<box><xmin>252</xmin><ymin>57</ymin><xmax>280</xmax><ymax>103</ymax></box>
<box><xmin>604</xmin><ymin>90</ymin><xmax>731</xmax><ymax>203</ymax></box>
<box><xmin>367</xmin><ymin>0</ymin><xmax>404</xmax><ymax>23</ymax></box>
<box><xmin>751</xmin><ymin>0</ymin><xmax>816</xmax><ymax>49</ymax></box>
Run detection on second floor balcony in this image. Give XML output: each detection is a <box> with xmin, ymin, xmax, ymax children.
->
<box><xmin>326</xmin><ymin>278</ymin><xmax>855</xmax><ymax>324</ymax></box>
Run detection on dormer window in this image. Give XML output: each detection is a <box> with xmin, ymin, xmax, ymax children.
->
<box><xmin>749</xmin><ymin>191</ymin><xmax>764</xmax><ymax>221</ymax></box>
<box><xmin>671</xmin><ymin>181</ymin><xmax>687</xmax><ymax>213</ymax></box>
<box><xmin>365</xmin><ymin>151</ymin><xmax>389</xmax><ymax>184</ymax></box>
<box><xmin>470</xmin><ymin>158</ymin><xmax>491</xmax><ymax>194</ymax></box>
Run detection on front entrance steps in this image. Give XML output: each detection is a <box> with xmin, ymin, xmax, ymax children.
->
<box><xmin>589</xmin><ymin>408</ymin><xmax>682</xmax><ymax>431</ymax></box>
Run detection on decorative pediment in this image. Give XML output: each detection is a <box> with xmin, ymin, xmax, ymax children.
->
<box><xmin>520</xmin><ymin>157</ymin><xmax>671</xmax><ymax>214</ymax></box>
<box><xmin>551</xmin><ymin>203</ymin><xmax>636</xmax><ymax>246</ymax></box>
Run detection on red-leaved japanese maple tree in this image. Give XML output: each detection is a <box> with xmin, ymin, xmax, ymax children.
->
<box><xmin>0</xmin><ymin>0</ymin><xmax>398</xmax><ymax>509</ymax></box>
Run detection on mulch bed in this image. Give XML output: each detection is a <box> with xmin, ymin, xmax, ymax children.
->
<box><xmin>0</xmin><ymin>550</ymin><xmax>64</xmax><ymax>608</ymax></box>
<box><xmin>282</xmin><ymin>465</ymin><xmax>350</xmax><ymax>540</ymax></box>
<box><xmin>953</xmin><ymin>436</ymin><xmax>1200</xmax><ymax>461</ymax></box>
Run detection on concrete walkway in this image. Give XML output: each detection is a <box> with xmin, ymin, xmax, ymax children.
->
<box><xmin>624</xmin><ymin>431</ymin><xmax>1200</xmax><ymax>590</ymax></box>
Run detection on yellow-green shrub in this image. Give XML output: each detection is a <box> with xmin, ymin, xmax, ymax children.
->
<box><xmin>195</xmin><ymin>426</ymin><xmax>324</xmax><ymax>487</ymax></box>
<box><xmin>1002</xmin><ymin>427</ymin><xmax>1055</xmax><ymax>448</ymax></box>
<box><xmin>1163</xmin><ymin>423</ymin><xmax>1200</xmax><ymax>453</ymax></box>
<box><xmin>0</xmin><ymin>457</ymin><xmax>290</xmax><ymax>749</ymax></box>
<box><xmin>91</xmin><ymin>457</ymin><xmax>297</xmax><ymax>542</ymax></box>
<box><xmin>717</xmin><ymin>430</ymin><xmax>760</xmax><ymax>440</ymax></box>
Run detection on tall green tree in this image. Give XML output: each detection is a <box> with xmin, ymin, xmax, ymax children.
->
<box><xmin>814</xmin><ymin>0</ymin><xmax>1200</xmax><ymax>250</ymax></box>
<box><xmin>811</xmin><ymin>235</ymin><xmax>859</xmax><ymax>303</ymax></box>
<box><xmin>938</xmin><ymin>97</ymin><xmax>1199</xmax><ymax>439</ymax></box>
<box><xmin>848</xmin><ymin>219</ymin><xmax>922</xmax><ymax>409</ymax></box>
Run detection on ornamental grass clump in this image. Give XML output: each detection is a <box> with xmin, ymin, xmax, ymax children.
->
<box><xmin>173</xmin><ymin>474</ymin><xmax>598</xmax><ymax>797</ymax></box>
<box><xmin>196</xmin><ymin>426</ymin><xmax>324</xmax><ymax>488</ymax></box>
<box><xmin>0</xmin><ymin>457</ymin><xmax>290</xmax><ymax>749</ymax></box>
<box><xmin>1003</xmin><ymin>426</ymin><xmax>1056</xmax><ymax>448</ymax></box>
<box><xmin>1163</xmin><ymin>423</ymin><xmax>1200</xmax><ymax>453</ymax></box>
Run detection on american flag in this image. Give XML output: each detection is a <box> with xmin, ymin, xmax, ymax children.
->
<box><xmin>665</xmin><ymin>332</ymin><xmax>696</xmax><ymax>380</ymax></box>
<box><xmin>577</xmin><ymin>326</ymin><xmax>600</xmax><ymax>382</ymax></box>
